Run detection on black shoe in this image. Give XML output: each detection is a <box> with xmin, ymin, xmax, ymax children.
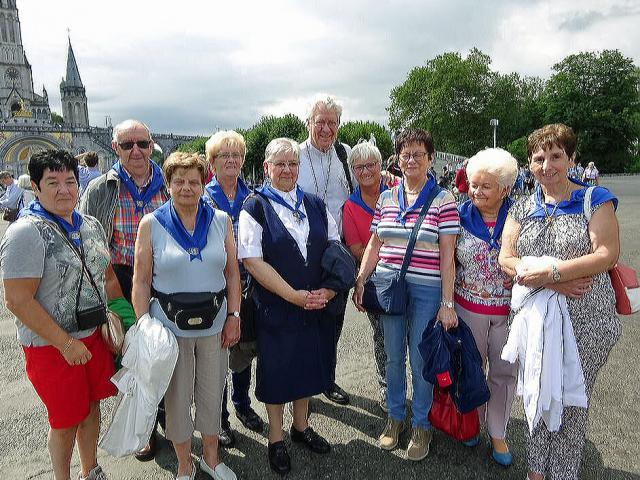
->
<box><xmin>290</xmin><ymin>426</ymin><xmax>331</xmax><ymax>454</ymax></box>
<box><xmin>268</xmin><ymin>441</ymin><xmax>291</xmax><ymax>476</ymax></box>
<box><xmin>219</xmin><ymin>420</ymin><xmax>236</xmax><ymax>448</ymax></box>
<box><xmin>134</xmin><ymin>430</ymin><xmax>157</xmax><ymax>462</ymax></box>
<box><xmin>236</xmin><ymin>407</ymin><xmax>264</xmax><ymax>432</ymax></box>
<box><xmin>323</xmin><ymin>384</ymin><xmax>350</xmax><ymax>405</ymax></box>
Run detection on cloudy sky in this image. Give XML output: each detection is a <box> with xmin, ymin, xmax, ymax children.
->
<box><xmin>17</xmin><ymin>0</ymin><xmax>640</xmax><ymax>136</ymax></box>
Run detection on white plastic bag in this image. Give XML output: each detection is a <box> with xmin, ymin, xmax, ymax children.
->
<box><xmin>99</xmin><ymin>313</ymin><xmax>179</xmax><ymax>457</ymax></box>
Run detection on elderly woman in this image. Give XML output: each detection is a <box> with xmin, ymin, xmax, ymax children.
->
<box><xmin>17</xmin><ymin>173</ymin><xmax>36</xmax><ymax>206</ymax></box>
<box><xmin>204</xmin><ymin>130</ymin><xmax>264</xmax><ymax>446</ymax></box>
<box><xmin>0</xmin><ymin>150</ymin><xmax>123</xmax><ymax>480</ymax></box>
<box><xmin>582</xmin><ymin>161</ymin><xmax>599</xmax><ymax>186</ymax></box>
<box><xmin>132</xmin><ymin>152</ymin><xmax>240</xmax><ymax>480</ymax></box>
<box><xmin>238</xmin><ymin>138</ymin><xmax>340</xmax><ymax>475</ymax></box>
<box><xmin>499</xmin><ymin>124</ymin><xmax>620</xmax><ymax>480</ymax></box>
<box><xmin>353</xmin><ymin>128</ymin><xmax>460</xmax><ymax>461</ymax></box>
<box><xmin>342</xmin><ymin>140</ymin><xmax>389</xmax><ymax>412</ymax></box>
<box><xmin>455</xmin><ymin>148</ymin><xmax>519</xmax><ymax>465</ymax></box>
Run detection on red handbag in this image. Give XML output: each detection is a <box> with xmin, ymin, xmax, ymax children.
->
<box><xmin>610</xmin><ymin>263</ymin><xmax>640</xmax><ymax>315</ymax></box>
<box><xmin>428</xmin><ymin>386</ymin><xmax>480</xmax><ymax>441</ymax></box>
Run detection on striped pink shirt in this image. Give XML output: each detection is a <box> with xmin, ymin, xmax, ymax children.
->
<box><xmin>371</xmin><ymin>186</ymin><xmax>460</xmax><ymax>286</ymax></box>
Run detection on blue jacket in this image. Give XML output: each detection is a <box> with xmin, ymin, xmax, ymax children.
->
<box><xmin>420</xmin><ymin>317</ymin><xmax>490</xmax><ymax>414</ymax></box>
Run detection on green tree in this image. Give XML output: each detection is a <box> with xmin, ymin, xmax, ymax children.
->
<box><xmin>506</xmin><ymin>136</ymin><xmax>528</xmax><ymax>166</ymax></box>
<box><xmin>338</xmin><ymin>121</ymin><xmax>394</xmax><ymax>160</ymax></box>
<box><xmin>388</xmin><ymin>48</ymin><xmax>495</xmax><ymax>156</ymax></box>
<box><xmin>51</xmin><ymin>111</ymin><xmax>63</xmax><ymax>125</ymax></box>
<box><xmin>243</xmin><ymin>114</ymin><xmax>307</xmax><ymax>178</ymax></box>
<box><xmin>542</xmin><ymin>50</ymin><xmax>640</xmax><ymax>173</ymax></box>
<box><xmin>177</xmin><ymin>136</ymin><xmax>207</xmax><ymax>155</ymax></box>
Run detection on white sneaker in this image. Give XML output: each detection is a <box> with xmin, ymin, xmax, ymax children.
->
<box><xmin>200</xmin><ymin>458</ymin><xmax>237</xmax><ymax>480</ymax></box>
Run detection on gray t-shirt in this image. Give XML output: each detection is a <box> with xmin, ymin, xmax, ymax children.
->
<box><xmin>0</xmin><ymin>214</ymin><xmax>110</xmax><ymax>346</ymax></box>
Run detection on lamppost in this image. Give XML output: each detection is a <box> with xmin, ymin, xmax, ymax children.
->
<box><xmin>490</xmin><ymin>118</ymin><xmax>499</xmax><ymax>148</ymax></box>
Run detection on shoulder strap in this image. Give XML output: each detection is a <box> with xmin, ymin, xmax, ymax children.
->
<box><xmin>583</xmin><ymin>186</ymin><xmax>595</xmax><ymax>222</ymax></box>
<box><xmin>399</xmin><ymin>186</ymin><xmax>442</xmax><ymax>280</ymax></box>
<box><xmin>334</xmin><ymin>141</ymin><xmax>354</xmax><ymax>194</ymax></box>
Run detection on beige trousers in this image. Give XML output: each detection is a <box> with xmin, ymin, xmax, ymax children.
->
<box><xmin>455</xmin><ymin>303</ymin><xmax>517</xmax><ymax>439</ymax></box>
<box><xmin>164</xmin><ymin>333</ymin><xmax>229</xmax><ymax>444</ymax></box>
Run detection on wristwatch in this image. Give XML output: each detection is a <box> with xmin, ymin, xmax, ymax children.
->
<box><xmin>551</xmin><ymin>264</ymin><xmax>561</xmax><ymax>283</ymax></box>
<box><xmin>441</xmin><ymin>300</ymin><xmax>454</xmax><ymax>309</ymax></box>
<box><xmin>227</xmin><ymin>311</ymin><xmax>240</xmax><ymax>318</ymax></box>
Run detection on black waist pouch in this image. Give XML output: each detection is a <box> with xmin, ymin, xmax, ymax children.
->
<box><xmin>155</xmin><ymin>290</ymin><xmax>226</xmax><ymax>331</ymax></box>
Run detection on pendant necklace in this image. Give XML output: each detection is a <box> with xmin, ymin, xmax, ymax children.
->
<box><xmin>542</xmin><ymin>183</ymin><xmax>570</xmax><ymax>225</ymax></box>
<box><xmin>307</xmin><ymin>144</ymin><xmax>332</xmax><ymax>201</ymax></box>
<box><xmin>286</xmin><ymin>190</ymin><xmax>303</xmax><ymax>224</ymax></box>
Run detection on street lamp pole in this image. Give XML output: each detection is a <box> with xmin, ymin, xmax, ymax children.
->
<box><xmin>490</xmin><ymin>118</ymin><xmax>499</xmax><ymax>148</ymax></box>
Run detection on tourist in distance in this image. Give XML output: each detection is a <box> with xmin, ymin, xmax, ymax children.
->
<box><xmin>582</xmin><ymin>161</ymin><xmax>599</xmax><ymax>186</ymax></box>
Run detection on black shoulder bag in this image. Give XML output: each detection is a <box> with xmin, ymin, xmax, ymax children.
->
<box><xmin>362</xmin><ymin>185</ymin><xmax>442</xmax><ymax>315</ymax></box>
<box><xmin>334</xmin><ymin>140</ymin><xmax>354</xmax><ymax>194</ymax></box>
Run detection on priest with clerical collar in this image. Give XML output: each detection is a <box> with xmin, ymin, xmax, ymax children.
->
<box><xmin>297</xmin><ymin>95</ymin><xmax>353</xmax><ymax>406</ymax></box>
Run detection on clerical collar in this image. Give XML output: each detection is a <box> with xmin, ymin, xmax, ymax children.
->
<box><xmin>306</xmin><ymin>139</ymin><xmax>333</xmax><ymax>156</ymax></box>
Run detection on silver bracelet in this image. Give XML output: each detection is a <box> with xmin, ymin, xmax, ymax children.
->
<box><xmin>60</xmin><ymin>337</ymin><xmax>74</xmax><ymax>355</ymax></box>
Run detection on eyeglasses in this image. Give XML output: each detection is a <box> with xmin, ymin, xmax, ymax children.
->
<box><xmin>313</xmin><ymin>119</ymin><xmax>338</xmax><ymax>129</ymax></box>
<box><xmin>118</xmin><ymin>140</ymin><xmax>152</xmax><ymax>150</ymax></box>
<box><xmin>399</xmin><ymin>151</ymin><xmax>428</xmax><ymax>162</ymax></box>
<box><xmin>353</xmin><ymin>162</ymin><xmax>380</xmax><ymax>173</ymax></box>
<box><xmin>269</xmin><ymin>161</ymin><xmax>300</xmax><ymax>170</ymax></box>
<box><xmin>216</xmin><ymin>152</ymin><xmax>243</xmax><ymax>160</ymax></box>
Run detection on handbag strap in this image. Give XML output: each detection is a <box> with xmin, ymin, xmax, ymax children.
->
<box><xmin>398</xmin><ymin>185</ymin><xmax>443</xmax><ymax>281</ymax></box>
<box><xmin>583</xmin><ymin>186</ymin><xmax>595</xmax><ymax>222</ymax></box>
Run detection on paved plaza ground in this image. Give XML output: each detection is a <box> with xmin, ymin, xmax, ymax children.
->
<box><xmin>0</xmin><ymin>176</ymin><xmax>639</xmax><ymax>479</ymax></box>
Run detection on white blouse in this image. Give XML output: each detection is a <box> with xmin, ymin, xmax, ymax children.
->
<box><xmin>238</xmin><ymin>185</ymin><xmax>339</xmax><ymax>261</ymax></box>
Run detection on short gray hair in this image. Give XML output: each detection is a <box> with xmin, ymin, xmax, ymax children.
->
<box><xmin>17</xmin><ymin>174</ymin><xmax>32</xmax><ymax>190</ymax></box>
<box><xmin>348</xmin><ymin>141</ymin><xmax>382</xmax><ymax>170</ymax></box>
<box><xmin>306</xmin><ymin>95</ymin><xmax>343</xmax><ymax>124</ymax></box>
<box><xmin>264</xmin><ymin>138</ymin><xmax>300</xmax><ymax>164</ymax></box>
<box><xmin>112</xmin><ymin>119</ymin><xmax>152</xmax><ymax>142</ymax></box>
<box><xmin>466</xmin><ymin>148</ymin><xmax>518</xmax><ymax>190</ymax></box>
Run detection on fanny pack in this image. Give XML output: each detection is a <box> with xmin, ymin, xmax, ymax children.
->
<box><xmin>155</xmin><ymin>289</ymin><xmax>226</xmax><ymax>331</ymax></box>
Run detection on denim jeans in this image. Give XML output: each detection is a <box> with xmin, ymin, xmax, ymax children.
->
<box><xmin>382</xmin><ymin>283</ymin><xmax>441</xmax><ymax>429</ymax></box>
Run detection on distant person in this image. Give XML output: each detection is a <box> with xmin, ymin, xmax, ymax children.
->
<box><xmin>0</xmin><ymin>171</ymin><xmax>23</xmax><ymax>221</ymax></box>
<box><xmin>297</xmin><ymin>96</ymin><xmax>352</xmax><ymax>405</ymax></box>
<box><xmin>575</xmin><ymin>161</ymin><xmax>585</xmax><ymax>181</ymax></box>
<box><xmin>1</xmin><ymin>150</ymin><xmax>123</xmax><ymax>480</ymax></box>
<box><xmin>582</xmin><ymin>161</ymin><xmax>599</xmax><ymax>186</ymax></box>
<box><xmin>455</xmin><ymin>159</ymin><xmax>469</xmax><ymax>202</ymax></box>
<box><xmin>77</xmin><ymin>151</ymin><xmax>102</xmax><ymax>194</ymax></box>
<box><xmin>17</xmin><ymin>173</ymin><xmax>35</xmax><ymax>206</ymax></box>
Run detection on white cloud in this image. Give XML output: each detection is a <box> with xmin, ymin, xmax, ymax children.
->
<box><xmin>12</xmin><ymin>0</ymin><xmax>640</xmax><ymax>135</ymax></box>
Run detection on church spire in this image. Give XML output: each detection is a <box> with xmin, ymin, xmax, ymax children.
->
<box><xmin>64</xmin><ymin>37</ymin><xmax>83</xmax><ymax>88</ymax></box>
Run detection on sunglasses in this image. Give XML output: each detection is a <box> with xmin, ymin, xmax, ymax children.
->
<box><xmin>118</xmin><ymin>140</ymin><xmax>151</xmax><ymax>150</ymax></box>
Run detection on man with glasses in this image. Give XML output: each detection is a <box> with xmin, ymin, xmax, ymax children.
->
<box><xmin>298</xmin><ymin>96</ymin><xmax>353</xmax><ymax>406</ymax></box>
<box><xmin>79</xmin><ymin>119</ymin><xmax>169</xmax><ymax>461</ymax></box>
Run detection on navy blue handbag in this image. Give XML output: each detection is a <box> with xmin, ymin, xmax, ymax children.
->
<box><xmin>362</xmin><ymin>186</ymin><xmax>442</xmax><ymax>315</ymax></box>
<box><xmin>420</xmin><ymin>317</ymin><xmax>490</xmax><ymax>414</ymax></box>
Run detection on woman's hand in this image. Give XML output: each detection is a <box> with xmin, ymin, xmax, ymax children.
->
<box><xmin>221</xmin><ymin>316</ymin><xmax>241</xmax><ymax>348</ymax></box>
<box><xmin>304</xmin><ymin>288</ymin><xmax>336</xmax><ymax>310</ymax></box>
<box><xmin>352</xmin><ymin>281</ymin><xmax>366</xmax><ymax>312</ymax></box>
<box><xmin>547</xmin><ymin>276</ymin><xmax>593</xmax><ymax>299</ymax></box>
<box><xmin>437</xmin><ymin>305</ymin><xmax>458</xmax><ymax>330</ymax></box>
<box><xmin>60</xmin><ymin>338</ymin><xmax>92</xmax><ymax>366</ymax></box>
<box><xmin>515</xmin><ymin>264</ymin><xmax>553</xmax><ymax>289</ymax></box>
<box><xmin>289</xmin><ymin>289</ymin><xmax>311</xmax><ymax>308</ymax></box>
